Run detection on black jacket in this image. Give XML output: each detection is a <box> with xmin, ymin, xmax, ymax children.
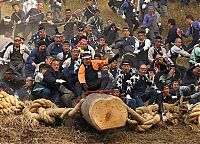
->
<box><xmin>43</xmin><ymin>67</ymin><xmax>68</xmax><ymax>92</ymax></box>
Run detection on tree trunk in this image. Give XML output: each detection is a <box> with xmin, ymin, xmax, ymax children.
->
<box><xmin>81</xmin><ymin>93</ymin><xmax>128</xmax><ymax>131</ymax></box>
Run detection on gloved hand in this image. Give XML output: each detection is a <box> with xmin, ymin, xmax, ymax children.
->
<box><xmin>26</xmin><ymin>17</ymin><xmax>29</xmax><ymax>23</ymax></box>
<box><xmin>82</xmin><ymin>83</ymin><xmax>88</xmax><ymax>91</ymax></box>
<box><xmin>145</xmin><ymin>28</ymin><xmax>149</xmax><ymax>34</ymax></box>
<box><xmin>56</xmin><ymin>79</ymin><xmax>66</xmax><ymax>83</ymax></box>
<box><xmin>161</xmin><ymin>112</ymin><xmax>168</xmax><ymax>122</ymax></box>
<box><xmin>133</xmin><ymin>50</ymin><xmax>140</xmax><ymax>54</ymax></box>
<box><xmin>158</xmin><ymin>22</ymin><xmax>162</xmax><ymax>27</ymax></box>
<box><xmin>47</xmin><ymin>21</ymin><xmax>54</xmax><ymax>25</ymax></box>
<box><xmin>142</xmin><ymin>4</ymin><xmax>147</xmax><ymax>9</ymax></box>
<box><xmin>17</xmin><ymin>20</ymin><xmax>21</xmax><ymax>24</ymax></box>
<box><xmin>56</xmin><ymin>2</ymin><xmax>61</xmax><ymax>6</ymax></box>
<box><xmin>125</xmin><ymin>94</ymin><xmax>132</xmax><ymax>100</ymax></box>
<box><xmin>121</xmin><ymin>14</ymin><xmax>126</xmax><ymax>19</ymax></box>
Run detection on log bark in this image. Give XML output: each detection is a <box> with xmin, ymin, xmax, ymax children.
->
<box><xmin>81</xmin><ymin>93</ymin><xmax>128</xmax><ymax>131</ymax></box>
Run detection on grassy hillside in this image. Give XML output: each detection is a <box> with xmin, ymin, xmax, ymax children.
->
<box><xmin>1</xmin><ymin>0</ymin><xmax>199</xmax><ymax>38</ymax></box>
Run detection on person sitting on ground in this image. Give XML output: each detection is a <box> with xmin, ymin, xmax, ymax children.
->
<box><xmin>189</xmin><ymin>39</ymin><xmax>200</xmax><ymax>66</ymax></box>
<box><xmin>0</xmin><ymin>16</ymin><xmax>13</xmax><ymax>37</ymax></box>
<box><xmin>116</xmin><ymin>60</ymin><xmax>137</xmax><ymax>95</ymax></box>
<box><xmin>95</xmin><ymin>35</ymin><xmax>115</xmax><ymax>59</ymax></box>
<box><xmin>28</xmin><ymin>26</ymin><xmax>53</xmax><ymax>49</ymax></box>
<box><xmin>150</xmin><ymin>53</ymin><xmax>174</xmax><ymax>73</ymax></box>
<box><xmin>112</xmin><ymin>87</ymin><xmax>121</xmax><ymax>97</ymax></box>
<box><xmin>70</xmin><ymin>26</ymin><xmax>87</xmax><ymax>47</ymax></box>
<box><xmin>109</xmin><ymin>59</ymin><xmax>119</xmax><ymax>78</ymax></box>
<box><xmin>78</xmin><ymin>38</ymin><xmax>95</xmax><ymax>59</ymax></box>
<box><xmin>125</xmin><ymin>64</ymin><xmax>157</xmax><ymax>110</ymax></box>
<box><xmin>167</xmin><ymin>38</ymin><xmax>190</xmax><ymax>65</ymax></box>
<box><xmin>32</xmin><ymin>64</ymin><xmax>49</xmax><ymax>100</ymax></box>
<box><xmin>3</xmin><ymin>36</ymin><xmax>30</xmax><ymax>75</ymax></box>
<box><xmin>85</xmin><ymin>24</ymin><xmax>98</xmax><ymax>48</ymax></box>
<box><xmin>17</xmin><ymin>77</ymin><xmax>33</xmax><ymax>101</ymax></box>
<box><xmin>62</xmin><ymin>47</ymin><xmax>82</xmax><ymax>99</ymax></box>
<box><xmin>25</xmin><ymin>40</ymin><xmax>50</xmax><ymax>77</ymax></box>
<box><xmin>100</xmin><ymin>64</ymin><xmax>115</xmax><ymax>90</ymax></box>
<box><xmin>56</xmin><ymin>40</ymin><xmax>72</xmax><ymax>64</ymax></box>
<box><xmin>103</xmin><ymin>19</ymin><xmax>120</xmax><ymax>46</ymax></box>
<box><xmin>42</xmin><ymin>58</ymin><xmax>74</xmax><ymax>107</ymax></box>
<box><xmin>180</xmin><ymin>64</ymin><xmax>200</xmax><ymax>105</ymax></box>
<box><xmin>135</xmin><ymin>30</ymin><xmax>151</xmax><ymax>65</ymax></box>
<box><xmin>0</xmin><ymin>68</ymin><xmax>24</xmax><ymax>97</ymax></box>
<box><xmin>148</xmin><ymin>36</ymin><xmax>167</xmax><ymax>64</ymax></box>
<box><xmin>47</xmin><ymin>30</ymin><xmax>64</xmax><ymax>58</ymax></box>
<box><xmin>169</xmin><ymin>80</ymin><xmax>181</xmax><ymax>101</ymax></box>
<box><xmin>78</xmin><ymin>52</ymin><xmax>119</xmax><ymax>92</ymax></box>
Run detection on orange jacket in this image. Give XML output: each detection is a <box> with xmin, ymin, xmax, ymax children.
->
<box><xmin>78</xmin><ymin>59</ymin><xmax>109</xmax><ymax>84</ymax></box>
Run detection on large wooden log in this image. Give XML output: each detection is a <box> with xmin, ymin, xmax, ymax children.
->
<box><xmin>81</xmin><ymin>93</ymin><xmax>128</xmax><ymax>131</ymax></box>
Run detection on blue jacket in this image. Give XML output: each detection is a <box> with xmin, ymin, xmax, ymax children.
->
<box><xmin>157</xmin><ymin>0</ymin><xmax>168</xmax><ymax>5</ymax></box>
<box><xmin>119</xmin><ymin>1</ymin><xmax>136</xmax><ymax>16</ymax></box>
<box><xmin>26</xmin><ymin>48</ymin><xmax>50</xmax><ymax>65</ymax></box>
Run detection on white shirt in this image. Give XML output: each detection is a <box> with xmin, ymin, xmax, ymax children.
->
<box><xmin>23</xmin><ymin>0</ymin><xmax>37</xmax><ymax>14</ymax></box>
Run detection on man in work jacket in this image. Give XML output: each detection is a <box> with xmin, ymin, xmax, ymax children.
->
<box><xmin>78</xmin><ymin>52</ymin><xmax>119</xmax><ymax>91</ymax></box>
<box><xmin>184</xmin><ymin>15</ymin><xmax>200</xmax><ymax>50</ymax></box>
<box><xmin>3</xmin><ymin>36</ymin><xmax>30</xmax><ymax>75</ymax></box>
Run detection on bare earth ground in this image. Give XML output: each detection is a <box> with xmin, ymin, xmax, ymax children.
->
<box><xmin>1</xmin><ymin>114</ymin><xmax>200</xmax><ymax>144</ymax></box>
<box><xmin>0</xmin><ymin>0</ymin><xmax>200</xmax><ymax>143</ymax></box>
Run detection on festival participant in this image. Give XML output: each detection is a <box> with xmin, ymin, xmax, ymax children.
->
<box><xmin>78</xmin><ymin>52</ymin><xmax>119</xmax><ymax>92</ymax></box>
<box><xmin>3</xmin><ymin>36</ymin><xmax>30</xmax><ymax>75</ymax></box>
<box><xmin>167</xmin><ymin>38</ymin><xmax>190</xmax><ymax>65</ymax></box>
<box><xmin>11</xmin><ymin>3</ymin><xmax>26</xmax><ymax>37</ymax></box>
<box><xmin>25</xmin><ymin>40</ymin><xmax>50</xmax><ymax>77</ymax></box>
<box><xmin>165</xmin><ymin>19</ymin><xmax>182</xmax><ymax>49</ymax></box>
<box><xmin>148</xmin><ymin>36</ymin><xmax>167</xmax><ymax>63</ymax></box>
<box><xmin>116</xmin><ymin>60</ymin><xmax>137</xmax><ymax>94</ymax></box>
<box><xmin>62</xmin><ymin>47</ymin><xmax>81</xmax><ymax>99</ymax></box>
<box><xmin>142</xmin><ymin>5</ymin><xmax>161</xmax><ymax>41</ymax></box>
<box><xmin>28</xmin><ymin>26</ymin><xmax>53</xmax><ymax>49</ymax></box>
<box><xmin>119</xmin><ymin>0</ymin><xmax>139</xmax><ymax>34</ymax></box>
<box><xmin>70</xmin><ymin>26</ymin><xmax>87</xmax><ymax>47</ymax></box>
<box><xmin>82</xmin><ymin>0</ymin><xmax>97</xmax><ymax>21</ymax></box>
<box><xmin>49</xmin><ymin>0</ymin><xmax>62</xmax><ymax>21</ymax></box>
<box><xmin>87</xmin><ymin>9</ymin><xmax>103</xmax><ymax>37</ymax></box>
<box><xmin>42</xmin><ymin>58</ymin><xmax>74</xmax><ymax>107</ymax></box>
<box><xmin>47</xmin><ymin>31</ymin><xmax>63</xmax><ymax>57</ymax></box>
<box><xmin>189</xmin><ymin>39</ymin><xmax>200</xmax><ymax>65</ymax></box>
<box><xmin>0</xmin><ymin>16</ymin><xmax>13</xmax><ymax>37</ymax></box>
<box><xmin>184</xmin><ymin>15</ymin><xmax>200</xmax><ymax>49</ymax></box>
<box><xmin>24</xmin><ymin>1</ymin><xmax>44</xmax><ymax>39</ymax></box>
<box><xmin>135</xmin><ymin>30</ymin><xmax>151</xmax><ymax>65</ymax></box>
<box><xmin>125</xmin><ymin>64</ymin><xmax>156</xmax><ymax>110</ymax></box>
<box><xmin>0</xmin><ymin>68</ymin><xmax>24</xmax><ymax>96</ymax></box>
<box><xmin>78</xmin><ymin>38</ymin><xmax>95</xmax><ymax>59</ymax></box>
<box><xmin>57</xmin><ymin>40</ymin><xmax>72</xmax><ymax>64</ymax></box>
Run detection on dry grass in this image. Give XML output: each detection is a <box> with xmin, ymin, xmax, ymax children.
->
<box><xmin>1</xmin><ymin>0</ymin><xmax>199</xmax><ymax>38</ymax></box>
<box><xmin>0</xmin><ymin>2</ymin><xmax>200</xmax><ymax>142</ymax></box>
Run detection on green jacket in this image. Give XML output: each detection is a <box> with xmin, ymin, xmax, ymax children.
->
<box><xmin>190</xmin><ymin>44</ymin><xmax>200</xmax><ymax>65</ymax></box>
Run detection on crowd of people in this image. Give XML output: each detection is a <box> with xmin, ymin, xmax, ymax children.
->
<box><xmin>0</xmin><ymin>0</ymin><xmax>200</xmax><ymax>120</ymax></box>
